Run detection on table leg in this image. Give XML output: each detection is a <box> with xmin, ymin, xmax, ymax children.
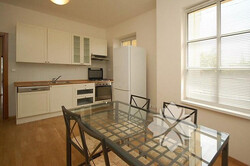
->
<box><xmin>222</xmin><ymin>142</ymin><xmax>228</xmax><ymax>166</ymax></box>
<box><xmin>66</xmin><ymin>137</ymin><xmax>72</xmax><ymax>166</ymax></box>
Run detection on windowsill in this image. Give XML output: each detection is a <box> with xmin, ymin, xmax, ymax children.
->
<box><xmin>181</xmin><ymin>99</ymin><xmax>250</xmax><ymax>120</ymax></box>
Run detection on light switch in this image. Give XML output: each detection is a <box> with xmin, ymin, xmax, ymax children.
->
<box><xmin>11</xmin><ymin>69</ymin><xmax>16</xmax><ymax>72</ymax></box>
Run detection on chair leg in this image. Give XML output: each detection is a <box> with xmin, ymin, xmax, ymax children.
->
<box><xmin>66</xmin><ymin>140</ymin><xmax>72</xmax><ymax>166</ymax></box>
<box><xmin>102</xmin><ymin>140</ymin><xmax>110</xmax><ymax>166</ymax></box>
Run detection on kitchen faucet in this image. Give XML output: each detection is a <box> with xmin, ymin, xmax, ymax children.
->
<box><xmin>51</xmin><ymin>75</ymin><xmax>61</xmax><ymax>83</ymax></box>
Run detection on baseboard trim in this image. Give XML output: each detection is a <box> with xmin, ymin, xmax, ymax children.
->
<box><xmin>16</xmin><ymin>111</ymin><xmax>62</xmax><ymax>125</ymax></box>
<box><xmin>229</xmin><ymin>156</ymin><xmax>248</xmax><ymax>166</ymax></box>
<box><xmin>7</xmin><ymin>116</ymin><xmax>16</xmax><ymax>120</ymax></box>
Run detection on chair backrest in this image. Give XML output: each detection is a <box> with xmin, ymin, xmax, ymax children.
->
<box><xmin>62</xmin><ymin>106</ymin><xmax>81</xmax><ymax>137</ymax></box>
<box><xmin>62</xmin><ymin>106</ymin><xmax>110</xmax><ymax>166</ymax></box>
<box><xmin>162</xmin><ymin>102</ymin><xmax>198</xmax><ymax>124</ymax></box>
<box><xmin>62</xmin><ymin>106</ymin><xmax>84</xmax><ymax>152</ymax></box>
<box><xmin>130</xmin><ymin>95</ymin><xmax>150</xmax><ymax>110</ymax></box>
<box><xmin>77</xmin><ymin>120</ymin><xmax>110</xmax><ymax>166</ymax></box>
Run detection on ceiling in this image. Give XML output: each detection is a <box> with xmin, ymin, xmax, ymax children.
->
<box><xmin>0</xmin><ymin>0</ymin><xmax>156</xmax><ymax>28</ymax></box>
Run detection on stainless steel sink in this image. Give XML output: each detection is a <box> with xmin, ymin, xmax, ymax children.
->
<box><xmin>32</xmin><ymin>82</ymin><xmax>50</xmax><ymax>85</ymax></box>
<box><xmin>31</xmin><ymin>81</ymin><xmax>71</xmax><ymax>86</ymax></box>
<box><xmin>52</xmin><ymin>81</ymin><xmax>70</xmax><ymax>84</ymax></box>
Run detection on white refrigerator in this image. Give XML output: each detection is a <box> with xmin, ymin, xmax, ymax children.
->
<box><xmin>113</xmin><ymin>46</ymin><xmax>146</xmax><ymax>103</ymax></box>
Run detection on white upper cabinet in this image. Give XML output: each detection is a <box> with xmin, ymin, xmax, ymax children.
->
<box><xmin>83</xmin><ymin>37</ymin><xmax>91</xmax><ymax>65</ymax></box>
<box><xmin>91</xmin><ymin>38</ymin><xmax>107</xmax><ymax>56</ymax></box>
<box><xmin>48</xmin><ymin>29</ymin><xmax>71</xmax><ymax>64</ymax></box>
<box><xmin>72</xmin><ymin>34</ymin><xmax>83</xmax><ymax>64</ymax></box>
<box><xmin>16</xmin><ymin>23</ymin><xmax>105</xmax><ymax>65</ymax></box>
<box><xmin>16</xmin><ymin>23</ymin><xmax>47</xmax><ymax>63</ymax></box>
<box><xmin>72</xmin><ymin>35</ymin><xmax>91</xmax><ymax>65</ymax></box>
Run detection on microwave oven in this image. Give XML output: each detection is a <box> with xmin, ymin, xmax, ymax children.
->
<box><xmin>88</xmin><ymin>68</ymin><xmax>103</xmax><ymax>80</ymax></box>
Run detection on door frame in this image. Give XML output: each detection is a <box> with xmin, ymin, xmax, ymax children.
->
<box><xmin>0</xmin><ymin>32</ymin><xmax>9</xmax><ymax>119</ymax></box>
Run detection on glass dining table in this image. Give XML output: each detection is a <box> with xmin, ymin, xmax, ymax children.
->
<box><xmin>70</xmin><ymin>101</ymin><xmax>229</xmax><ymax>166</ymax></box>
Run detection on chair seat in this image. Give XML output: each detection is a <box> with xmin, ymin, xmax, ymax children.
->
<box><xmin>72</xmin><ymin>135</ymin><xmax>102</xmax><ymax>154</ymax></box>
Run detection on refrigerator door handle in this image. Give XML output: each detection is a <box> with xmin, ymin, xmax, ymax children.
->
<box><xmin>113</xmin><ymin>88</ymin><xmax>129</xmax><ymax>91</ymax></box>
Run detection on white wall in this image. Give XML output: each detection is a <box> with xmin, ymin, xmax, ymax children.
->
<box><xmin>106</xmin><ymin>9</ymin><xmax>157</xmax><ymax>108</ymax></box>
<box><xmin>156</xmin><ymin>0</ymin><xmax>250</xmax><ymax>164</ymax></box>
<box><xmin>0</xmin><ymin>2</ymin><xmax>108</xmax><ymax>116</ymax></box>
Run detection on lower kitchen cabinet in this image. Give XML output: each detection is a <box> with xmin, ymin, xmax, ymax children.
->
<box><xmin>76</xmin><ymin>95</ymin><xmax>94</xmax><ymax>107</ymax></box>
<box><xmin>73</xmin><ymin>83</ymin><xmax>95</xmax><ymax>107</ymax></box>
<box><xmin>50</xmin><ymin>85</ymin><xmax>73</xmax><ymax>112</ymax></box>
<box><xmin>18</xmin><ymin>91</ymin><xmax>50</xmax><ymax>118</ymax></box>
<box><xmin>16</xmin><ymin>83</ymin><xmax>95</xmax><ymax>124</ymax></box>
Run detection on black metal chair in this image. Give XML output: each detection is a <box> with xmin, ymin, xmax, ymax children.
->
<box><xmin>129</xmin><ymin>95</ymin><xmax>150</xmax><ymax>122</ymax></box>
<box><xmin>162</xmin><ymin>102</ymin><xmax>198</xmax><ymax>124</ymax></box>
<box><xmin>62</xmin><ymin>106</ymin><xmax>105</xmax><ymax>166</ymax></box>
<box><xmin>77</xmin><ymin>119</ymin><xmax>110</xmax><ymax>166</ymax></box>
<box><xmin>130</xmin><ymin>95</ymin><xmax>150</xmax><ymax>110</ymax></box>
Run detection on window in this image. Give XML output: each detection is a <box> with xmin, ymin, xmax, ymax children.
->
<box><xmin>121</xmin><ymin>36</ymin><xmax>137</xmax><ymax>46</ymax></box>
<box><xmin>185</xmin><ymin>0</ymin><xmax>250</xmax><ymax>116</ymax></box>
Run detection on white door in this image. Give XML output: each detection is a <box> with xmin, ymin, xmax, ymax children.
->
<box><xmin>48</xmin><ymin>29</ymin><xmax>71</xmax><ymax>64</ymax></box>
<box><xmin>18</xmin><ymin>91</ymin><xmax>50</xmax><ymax>118</ymax></box>
<box><xmin>130</xmin><ymin>47</ymin><xmax>146</xmax><ymax>97</ymax></box>
<box><xmin>91</xmin><ymin>38</ymin><xmax>107</xmax><ymax>56</ymax></box>
<box><xmin>113</xmin><ymin>47</ymin><xmax>130</xmax><ymax>90</ymax></box>
<box><xmin>50</xmin><ymin>85</ymin><xmax>73</xmax><ymax>112</ymax></box>
<box><xmin>16</xmin><ymin>23</ymin><xmax>47</xmax><ymax>63</ymax></box>
<box><xmin>113</xmin><ymin>89</ymin><xmax>130</xmax><ymax>104</ymax></box>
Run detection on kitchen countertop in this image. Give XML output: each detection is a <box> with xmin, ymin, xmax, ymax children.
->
<box><xmin>14</xmin><ymin>79</ymin><xmax>113</xmax><ymax>87</ymax></box>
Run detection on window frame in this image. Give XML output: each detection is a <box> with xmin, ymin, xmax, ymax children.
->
<box><xmin>183</xmin><ymin>0</ymin><xmax>250</xmax><ymax>119</ymax></box>
<box><xmin>120</xmin><ymin>36</ymin><xmax>137</xmax><ymax>46</ymax></box>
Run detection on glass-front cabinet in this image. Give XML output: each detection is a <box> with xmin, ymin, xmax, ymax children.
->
<box><xmin>83</xmin><ymin>37</ymin><xmax>91</xmax><ymax>65</ymax></box>
<box><xmin>72</xmin><ymin>34</ymin><xmax>91</xmax><ymax>65</ymax></box>
<box><xmin>73</xmin><ymin>35</ymin><xmax>81</xmax><ymax>64</ymax></box>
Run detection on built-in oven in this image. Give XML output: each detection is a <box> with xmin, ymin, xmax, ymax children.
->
<box><xmin>95</xmin><ymin>82</ymin><xmax>112</xmax><ymax>103</ymax></box>
<box><xmin>88</xmin><ymin>68</ymin><xmax>112</xmax><ymax>103</ymax></box>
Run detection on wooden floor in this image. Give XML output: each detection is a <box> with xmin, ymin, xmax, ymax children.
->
<box><xmin>0</xmin><ymin>116</ymin><xmax>245</xmax><ymax>166</ymax></box>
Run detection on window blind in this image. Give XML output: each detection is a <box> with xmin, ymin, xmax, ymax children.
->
<box><xmin>185</xmin><ymin>0</ymin><xmax>250</xmax><ymax>114</ymax></box>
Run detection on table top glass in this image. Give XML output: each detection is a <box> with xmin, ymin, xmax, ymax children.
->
<box><xmin>70</xmin><ymin>101</ymin><xmax>229</xmax><ymax>166</ymax></box>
